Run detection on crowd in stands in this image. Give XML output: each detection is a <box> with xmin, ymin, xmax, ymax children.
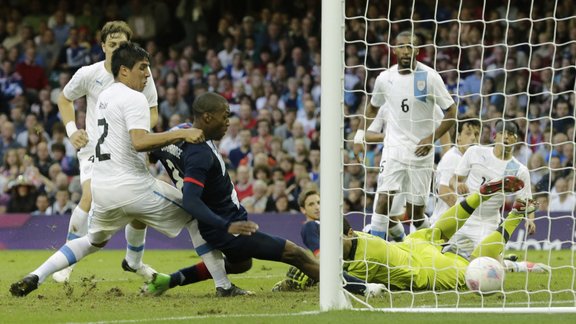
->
<box><xmin>0</xmin><ymin>0</ymin><xmax>574</xmax><ymax>216</ymax></box>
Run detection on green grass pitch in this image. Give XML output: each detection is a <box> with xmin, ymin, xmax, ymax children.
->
<box><xmin>1</xmin><ymin>249</ymin><xmax>576</xmax><ymax>323</ymax></box>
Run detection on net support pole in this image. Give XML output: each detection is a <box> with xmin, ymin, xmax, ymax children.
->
<box><xmin>319</xmin><ymin>0</ymin><xmax>349</xmax><ymax>311</ymax></box>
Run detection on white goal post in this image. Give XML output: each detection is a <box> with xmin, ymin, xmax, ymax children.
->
<box><xmin>320</xmin><ymin>0</ymin><xmax>576</xmax><ymax>313</ymax></box>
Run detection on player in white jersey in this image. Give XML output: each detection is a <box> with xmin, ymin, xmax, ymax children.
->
<box><xmin>430</xmin><ymin>119</ymin><xmax>481</xmax><ymax>224</ymax></box>
<box><xmin>445</xmin><ymin>120</ymin><xmax>536</xmax><ymax>260</ymax></box>
<box><xmin>358</xmin><ymin>103</ymin><xmax>449</xmax><ymax>241</ymax></box>
<box><xmin>53</xmin><ymin>21</ymin><xmax>158</xmax><ymax>282</ymax></box>
<box><xmin>10</xmin><ymin>43</ymin><xmax>238</xmax><ymax>298</ymax></box>
<box><xmin>361</xmin><ymin>30</ymin><xmax>456</xmax><ymax>240</ymax></box>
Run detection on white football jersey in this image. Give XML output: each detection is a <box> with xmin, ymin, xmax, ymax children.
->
<box><xmin>90</xmin><ymin>83</ymin><xmax>156</xmax><ymax>211</ymax></box>
<box><xmin>431</xmin><ymin>146</ymin><xmax>463</xmax><ymax>222</ymax></box>
<box><xmin>62</xmin><ymin>61</ymin><xmax>158</xmax><ymax>152</ymax></box>
<box><xmin>371</xmin><ymin>62</ymin><xmax>454</xmax><ymax>166</ymax></box>
<box><xmin>454</xmin><ymin>145</ymin><xmax>532</xmax><ymax>224</ymax></box>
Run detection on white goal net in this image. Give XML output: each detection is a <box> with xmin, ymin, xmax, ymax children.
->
<box><xmin>328</xmin><ymin>0</ymin><xmax>576</xmax><ymax>312</ymax></box>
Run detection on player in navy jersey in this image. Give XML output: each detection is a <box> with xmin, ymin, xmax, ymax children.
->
<box><xmin>143</xmin><ymin>92</ymin><xmax>321</xmax><ymax>295</ymax></box>
<box><xmin>146</xmin><ymin>122</ymin><xmax>252</xmax><ymax>296</ymax></box>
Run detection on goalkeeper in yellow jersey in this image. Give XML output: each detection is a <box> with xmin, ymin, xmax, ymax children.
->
<box><xmin>343</xmin><ymin>175</ymin><xmax>535</xmax><ymax>290</ymax></box>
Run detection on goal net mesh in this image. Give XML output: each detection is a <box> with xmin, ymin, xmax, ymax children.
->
<box><xmin>341</xmin><ymin>0</ymin><xmax>576</xmax><ymax>310</ymax></box>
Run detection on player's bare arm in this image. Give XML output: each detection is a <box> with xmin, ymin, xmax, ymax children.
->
<box><xmin>130</xmin><ymin>128</ymin><xmax>205</xmax><ymax>152</ymax></box>
<box><xmin>452</xmin><ymin>174</ymin><xmax>469</xmax><ymax>195</ymax></box>
<box><xmin>353</xmin><ymin>130</ymin><xmax>384</xmax><ymax>162</ymax></box>
<box><xmin>149</xmin><ymin>106</ymin><xmax>159</xmax><ymax>128</ymax></box>
<box><xmin>415</xmin><ymin>104</ymin><xmax>456</xmax><ymax>157</ymax></box>
<box><xmin>438</xmin><ymin>183</ymin><xmax>458</xmax><ymax>207</ymax></box>
<box><xmin>57</xmin><ymin>92</ymin><xmax>88</xmax><ymax>149</ymax></box>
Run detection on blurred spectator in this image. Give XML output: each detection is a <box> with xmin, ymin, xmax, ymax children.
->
<box><xmin>527</xmin><ymin>152</ymin><xmax>547</xmax><ymax>187</ymax></box>
<box><xmin>0</xmin><ymin>60</ymin><xmax>25</xmax><ymax>111</ymax></box>
<box><xmin>552</xmin><ymin>99</ymin><xmax>575</xmax><ymax>136</ymax></box>
<box><xmin>297</xmin><ymin>99</ymin><xmax>318</xmax><ymax>135</ymax></box>
<box><xmin>241</xmin><ymin>179</ymin><xmax>269</xmax><ymax>213</ymax></box>
<box><xmin>274</xmin><ymin>108</ymin><xmax>296</xmax><ymax>139</ymax></box>
<box><xmin>160</xmin><ymin>87</ymin><xmax>190</xmax><ymax>123</ymax></box>
<box><xmin>15</xmin><ymin>44</ymin><xmax>49</xmax><ymax>94</ymax></box>
<box><xmin>56</xmin><ymin>27</ymin><xmax>91</xmax><ymax>73</ymax></box>
<box><xmin>536</xmin><ymin>156</ymin><xmax>569</xmax><ymax>193</ymax></box>
<box><xmin>229</xmin><ymin>129</ymin><xmax>251</xmax><ymax>169</ymax></box>
<box><xmin>50</xmin><ymin>9</ymin><xmax>72</xmax><ymax>46</ymax></box>
<box><xmin>126</xmin><ymin>0</ymin><xmax>157</xmax><ymax>42</ymax></box>
<box><xmin>75</xmin><ymin>3</ymin><xmax>100</xmax><ymax>34</ymax></box>
<box><xmin>49</xmin><ymin>122</ymin><xmax>75</xmax><ymax>158</ymax></box>
<box><xmin>51</xmin><ymin>142</ymin><xmax>78</xmax><ymax>176</ymax></box>
<box><xmin>0</xmin><ymin>121</ymin><xmax>22</xmax><ymax>163</ymax></box>
<box><xmin>0</xmin><ymin>148</ymin><xmax>24</xmax><ymax>195</ymax></box>
<box><xmin>282</xmin><ymin>121</ymin><xmax>310</xmax><ymax>156</ymax></box>
<box><xmin>252</xmin><ymin>119</ymin><xmax>273</xmax><ymax>151</ymax></box>
<box><xmin>218</xmin><ymin>35</ymin><xmax>240</xmax><ymax>69</ymax></box>
<box><xmin>50</xmin><ymin>188</ymin><xmax>76</xmax><ymax>215</ymax></box>
<box><xmin>2</xmin><ymin>20</ymin><xmax>22</xmax><ymax>51</ymax></box>
<box><xmin>10</xmin><ymin>105</ymin><xmax>27</xmax><ymax>135</ymax></box>
<box><xmin>50</xmin><ymin>71</ymin><xmax>71</xmax><ymax>105</ymax></box>
<box><xmin>31</xmin><ymin>192</ymin><xmax>51</xmax><ymax>215</ymax></box>
<box><xmin>233</xmin><ymin>164</ymin><xmax>252</xmax><ymax>200</ymax></box>
<box><xmin>35</xmin><ymin>28</ymin><xmax>61</xmax><ymax>73</ymax></box>
<box><xmin>6</xmin><ymin>175</ymin><xmax>37</xmax><ymax>213</ymax></box>
<box><xmin>33</xmin><ymin>141</ymin><xmax>53</xmax><ymax>178</ymax></box>
<box><xmin>219</xmin><ymin>116</ymin><xmax>241</xmax><ymax>157</ymax></box>
<box><xmin>548</xmin><ymin>177</ymin><xmax>576</xmax><ymax>212</ymax></box>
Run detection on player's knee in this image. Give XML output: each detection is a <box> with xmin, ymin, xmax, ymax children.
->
<box><xmin>90</xmin><ymin>240</ymin><xmax>108</xmax><ymax>248</ymax></box>
<box><xmin>88</xmin><ymin>232</ymin><xmax>110</xmax><ymax>248</ymax></box>
<box><xmin>225</xmin><ymin>259</ymin><xmax>252</xmax><ymax>274</ymax></box>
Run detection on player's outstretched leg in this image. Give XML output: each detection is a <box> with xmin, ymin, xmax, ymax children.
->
<box><xmin>10</xmin><ymin>236</ymin><xmax>101</xmax><ymax>297</ymax></box>
<box><xmin>142</xmin><ymin>260</ymin><xmax>253</xmax><ymax>297</ymax></box>
<box><xmin>433</xmin><ymin>176</ymin><xmax>524</xmax><ymax>241</ymax></box>
<box><xmin>52</xmin><ymin>206</ymin><xmax>90</xmax><ymax>283</ymax></box>
<box><xmin>471</xmin><ymin>199</ymin><xmax>536</xmax><ymax>260</ymax></box>
<box><xmin>280</xmin><ymin>241</ymin><xmax>319</xmax><ymax>281</ymax></box>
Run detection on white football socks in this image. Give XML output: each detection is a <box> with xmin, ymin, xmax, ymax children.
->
<box><xmin>370</xmin><ymin>212</ymin><xmax>389</xmax><ymax>239</ymax></box>
<box><xmin>186</xmin><ymin>220</ymin><xmax>231</xmax><ymax>289</ymax></box>
<box><xmin>124</xmin><ymin>224</ymin><xmax>147</xmax><ymax>269</ymax></box>
<box><xmin>33</xmin><ymin>236</ymin><xmax>100</xmax><ymax>283</ymax></box>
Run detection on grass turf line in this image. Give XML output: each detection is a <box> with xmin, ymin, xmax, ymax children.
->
<box><xmin>1</xmin><ymin>250</ymin><xmax>575</xmax><ymax>323</ymax></box>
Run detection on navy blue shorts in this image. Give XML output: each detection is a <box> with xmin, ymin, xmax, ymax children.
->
<box><xmin>200</xmin><ymin>228</ymin><xmax>287</xmax><ymax>263</ymax></box>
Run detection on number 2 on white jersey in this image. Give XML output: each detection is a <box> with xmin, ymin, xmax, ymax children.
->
<box><xmin>95</xmin><ymin>118</ymin><xmax>111</xmax><ymax>161</ymax></box>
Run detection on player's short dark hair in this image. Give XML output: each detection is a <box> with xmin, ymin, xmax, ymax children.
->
<box><xmin>396</xmin><ymin>30</ymin><xmax>419</xmax><ymax>45</ymax></box>
<box><xmin>451</xmin><ymin>118</ymin><xmax>482</xmax><ymax>139</ymax></box>
<box><xmin>298</xmin><ymin>189</ymin><xmax>319</xmax><ymax>208</ymax></box>
<box><xmin>111</xmin><ymin>42</ymin><xmax>150</xmax><ymax>78</ymax></box>
<box><xmin>494</xmin><ymin>119</ymin><xmax>519</xmax><ymax>135</ymax></box>
<box><xmin>100</xmin><ymin>21</ymin><xmax>132</xmax><ymax>43</ymax></box>
<box><xmin>192</xmin><ymin>92</ymin><xmax>228</xmax><ymax>118</ymax></box>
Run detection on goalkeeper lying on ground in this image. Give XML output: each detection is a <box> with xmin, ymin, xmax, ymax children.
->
<box><xmin>343</xmin><ymin>175</ymin><xmax>535</xmax><ymax>291</ymax></box>
<box><xmin>276</xmin><ymin>176</ymin><xmax>540</xmax><ymax>293</ymax></box>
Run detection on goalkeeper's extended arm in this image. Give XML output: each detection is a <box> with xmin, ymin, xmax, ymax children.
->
<box><xmin>343</xmin><ymin>272</ymin><xmax>386</xmax><ymax>297</ymax></box>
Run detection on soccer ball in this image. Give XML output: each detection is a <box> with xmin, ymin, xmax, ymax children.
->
<box><xmin>465</xmin><ymin>257</ymin><xmax>505</xmax><ymax>295</ymax></box>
